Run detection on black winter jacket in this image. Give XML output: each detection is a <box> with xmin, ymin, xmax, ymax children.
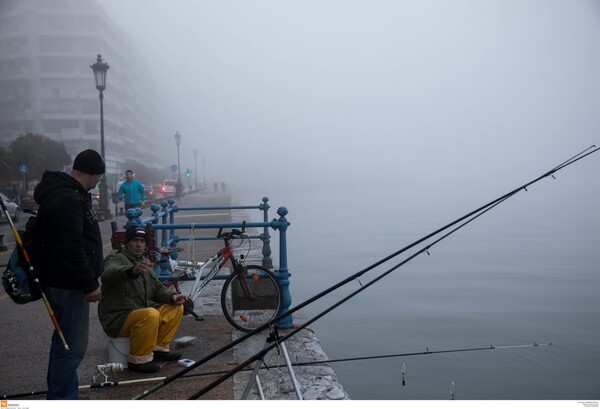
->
<box><xmin>33</xmin><ymin>171</ymin><xmax>103</xmax><ymax>294</ymax></box>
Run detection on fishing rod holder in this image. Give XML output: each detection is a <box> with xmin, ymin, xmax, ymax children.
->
<box><xmin>93</xmin><ymin>363</ymin><xmax>123</xmax><ymax>384</ymax></box>
<box><xmin>241</xmin><ymin>326</ymin><xmax>303</xmax><ymax>400</ymax></box>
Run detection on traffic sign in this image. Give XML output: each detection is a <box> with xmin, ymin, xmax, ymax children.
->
<box><xmin>18</xmin><ymin>164</ymin><xmax>28</xmax><ymax>174</ymax></box>
<box><xmin>170</xmin><ymin>164</ymin><xmax>177</xmax><ymax>172</ymax></box>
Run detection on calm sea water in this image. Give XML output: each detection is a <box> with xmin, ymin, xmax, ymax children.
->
<box><xmin>234</xmin><ymin>169</ymin><xmax>600</xmax><ymax>400</ymax></box>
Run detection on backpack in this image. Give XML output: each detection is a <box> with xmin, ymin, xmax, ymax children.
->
<box><xmin>2</xmin><ymin>216</ymin><xmax>43</xmax><ymax>304</ymax></box>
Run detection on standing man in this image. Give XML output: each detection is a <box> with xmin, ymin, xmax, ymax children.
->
<box><xmin>33</xmin><ymin>149</ymin><xmax>105</xmax><ymax>400</ymax></box>
<box><xmin>117</xmin><ymin>169</ymin><xmax>145</xmax><ymax>210</ymax></box>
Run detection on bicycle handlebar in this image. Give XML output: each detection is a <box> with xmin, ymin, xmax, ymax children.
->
<box><xmin>216</xmin><ymin>222</ymin><xmax>247</xmax><ymax>241</ymax></box>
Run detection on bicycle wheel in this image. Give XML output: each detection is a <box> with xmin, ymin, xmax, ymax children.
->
<box><xmin>220</xmin><ymin>265</ymin><xmax>283</xmax><ymax>332</ymax></box>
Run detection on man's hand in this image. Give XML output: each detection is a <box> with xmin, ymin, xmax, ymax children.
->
<box><xmin>86</xmin><ymin>287</ymin><xmax>101</xmax><ymax>303</ymax></box>
<box><xmin>132</xmin><ymin>258</ymin><xmax>153</xmax><ymax>275</ymax></box>
<box><xmin>171</xmin><ymin>293</ymin><xmax>187</xmax><ymax>305</ymax></box>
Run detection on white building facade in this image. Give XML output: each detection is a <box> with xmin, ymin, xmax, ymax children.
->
<box><xmin>0</xmin><ymin>0</ymin><xmax>165</xmax><ymax>187</ymax></box>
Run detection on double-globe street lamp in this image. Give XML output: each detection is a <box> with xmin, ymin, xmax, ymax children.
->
<box><xmin>90</xmin><ymin>54</ymin><xmax>110</xmax><ymax>220</ymax></box>
<box><xmin>174</xmin><ymin>131</ymin><xmax>182</xmax><ymax>198</ymax></box>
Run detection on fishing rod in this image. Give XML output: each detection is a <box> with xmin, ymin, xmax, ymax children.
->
<box><xmin>183</xmin><ymin>146</ymin><xmax>597</xmax><ymax>400</ymax></box>
<box><xmin>0</xmin><ymin>196</ymin><xmax>69</xmax><ymax>350</ymax></box>
<box><xmin>292</xmin><ymin>342</ymin><xmax>553</xmax><ymax>367</ymax></box>
<box><xmin>134</xmin><ymin>146</ymin><xmax>598</xmax><ymax>399</ymax></box>
<box><xmin>185</xmin><ymin>196</ymin><xmax>518</xmax><ymax>399</ymax></box>
<box><xmin>1</xmin><ymin>341</ymin><xmax>551</xmax><ymax>399</ymax></box>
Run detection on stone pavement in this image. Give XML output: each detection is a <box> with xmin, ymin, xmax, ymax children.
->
<box><xmin>0</xmin><ymin>191</ymin><xmax>349</xmax><ymax>400</ymax></box>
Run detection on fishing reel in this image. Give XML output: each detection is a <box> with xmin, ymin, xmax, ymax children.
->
<box><xmin>93</xmin><ymin>362</ymin><xmax>124</xmax><ymax>384</ymax></box>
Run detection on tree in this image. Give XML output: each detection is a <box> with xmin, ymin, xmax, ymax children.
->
<box><xmin>0</xmin><ymin>147</ymin><xmax>17</xmax><ymax>181</ymax></box>
<box><xmin>9</xmin><ymin>133</ymin><xmax>71</xmax><ymax>181</ymax></box>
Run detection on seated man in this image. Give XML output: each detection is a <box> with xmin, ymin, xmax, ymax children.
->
<box><xmin>98</xmin><ymin>226</ymin><xmax>187</xmax><ymax>373</ymax></box>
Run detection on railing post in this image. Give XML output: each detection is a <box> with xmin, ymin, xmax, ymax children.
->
<box><xmin>272</xmin><ymin>206</ymin><xmax>293</xmax><ymax>328</ymax></box>
<box><xmin>259</xmin><ymin>196</ymin><xmax>272</xmax><ymax>269</ymax></box>
<box><xmin>160</xmin><ymin>200</ymin><xmax>169</xmax><ymax>248</ymax></box>
<box><xmin>168</xmin><ymin>199</ymin><xmax>180</xmax><ymax>261</ymax></box>
<box><xmin>168</xmin><ymin>199</ymin><xmax>176</xmax><ymax>240</ymax></box>
<box><xmin>123</xmin><ymin>207</ymin><xmax>143</xmax><ymax>229</ymax></box>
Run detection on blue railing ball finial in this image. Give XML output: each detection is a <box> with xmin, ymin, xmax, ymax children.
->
<box><xmin>124</xmin><ymin>207</ymin><xmax>143</xmax><ymax>229</ymax></box>
<box><xmin>259</xmin><ymin>197</ymin><xmax>270</xmax><ymax>211</ymax></box>
<box><xmin>277</xmin><ymin>206</ymin><xmax>288</xmax><ymax>217</ymax></box>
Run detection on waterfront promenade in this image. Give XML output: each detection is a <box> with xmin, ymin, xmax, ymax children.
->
<box><xmin>0</xmin><ymin>190</ymin><xmax>348</xmax><ymax>400</ymax></box>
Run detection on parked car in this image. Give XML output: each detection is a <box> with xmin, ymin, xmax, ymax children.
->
<box><xmin>0</xmin><ymin>192</ymin><xmax>20</xmax><ymax>222</ymax></box>
<box><xmin>143</xmin><ymin>184</ymin><xmax>154</xmax><ymax>206</ymax></box>
<box><xmin>162</xmin><ymin>179</ymin><xmax>177</xmax><ymax>195</ymax></box>
<box><xmin>151</xmin><ymin>184</ymin><xmax>163</xmax><ymax>199</ymax></box>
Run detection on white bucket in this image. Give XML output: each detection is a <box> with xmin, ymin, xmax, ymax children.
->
<box><xmin>107</xmin><ymin>337</ymin><xmax>130</xmax><ymax>368</ymax></box>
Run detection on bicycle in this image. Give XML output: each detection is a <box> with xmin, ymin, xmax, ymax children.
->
<box><xmin>161</xmin><ymin>226</ymin><xmax>283</xmax><ymax>332</ymax></box>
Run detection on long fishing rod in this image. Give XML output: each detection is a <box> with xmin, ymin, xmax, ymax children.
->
<box><xmin>184</xmin><ymin>146</ymin><xmax>597</xmax><ymax>399</ymax></box>
<box><xmin>2</xmin><ymin>341</ymin><xmax>550</xmax><ymax>399</ymax></box>
<box><xmin>0</xmin><ymin>196</ymin><xmax>69</xmax><ymax>350</ymax></box>
<box><xmin>184</xmin><ymin>146</ymin><xmax>598</xmax><ymax>399</ymax></box>
<box><xmin>293</xmin><ymin>342</ymin><xmax>553</xmax><ymax>367</ymax></box>
<box><xmin>185</xmin><ymin>193</ymin><xmax>517</xmax><ymax>399</ymax></box>
<box><xmin>134</xmin><ymin>146</ymin><xmax>599</xmax><ymax>400</ymax></box>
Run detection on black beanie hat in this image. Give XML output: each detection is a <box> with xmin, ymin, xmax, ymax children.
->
<box><xmin>73</xmin><ymin>149</ymin><xmax>106</xmax><ymax>175</ymax></box>
<box><xmin>125</xmin><ymin>226</ymin><xmax>147</xmax><ymax>243</ymax></box>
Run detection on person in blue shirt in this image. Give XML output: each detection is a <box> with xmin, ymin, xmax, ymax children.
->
<box><xmin>117</xmin><ymin>170</ymin><xmax>145</xmax><ymax>210</ymax></box>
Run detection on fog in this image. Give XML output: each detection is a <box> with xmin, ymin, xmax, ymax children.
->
<box><xmin>94</xmin><ymin>2</ymin><xmax>600</xmax><ymax>400</ymax></box>
<box><xmin>98</xmin><ymin>0</ymin><xmax>600</xmax><ymax>194</ymax></box>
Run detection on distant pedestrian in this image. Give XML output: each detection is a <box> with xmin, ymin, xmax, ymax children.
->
<box><xmin>214</xmin><ymin>182</ymin><xmax>218</xmax><ymax>192</ymax></box>
<box><xmin>33</xmin><ymin>149</ymin><xmax>105</xmax><ymax>400</ymax></box>
<box><xmin>221</xmin><ymin>181</ymin><xmax>226</xmax><ymax>192</ymax></box>
<box><xmin>117</xmin><ymin>170</ymin><xmax>145</xmax><ymax>210</ymax></box>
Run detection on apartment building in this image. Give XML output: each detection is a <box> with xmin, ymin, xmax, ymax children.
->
<box><xmin>0</xmin><ymin>0</ymin><xmax>164</xmax><ymax>187</ymax></box>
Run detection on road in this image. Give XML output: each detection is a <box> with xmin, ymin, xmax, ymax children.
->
<box><xmin>0</xmin><ymin>190</ymin><xmax>240</xmax><ymax>400</ymax></box>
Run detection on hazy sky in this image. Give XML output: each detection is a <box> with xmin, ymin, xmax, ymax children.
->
<box><xmin>98</xmin><ymin>0</ymin><xmax>600</xmax><ymax>191</ymax></box>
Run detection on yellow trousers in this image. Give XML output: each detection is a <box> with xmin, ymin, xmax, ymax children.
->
<box><xmin>118</xmin><ymin>304</ymin><xmax>184</xmax><ymax>364</ymax></box>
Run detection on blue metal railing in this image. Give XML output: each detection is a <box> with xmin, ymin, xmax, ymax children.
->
<box><xmin>118</xmin><ymin>196</ymin><xmax>292</xmax><ymax>327</ymax></box>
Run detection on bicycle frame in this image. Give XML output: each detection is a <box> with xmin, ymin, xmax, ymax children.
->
<box><xmin>187</xmin><ymin>239</ymin><xmax>240</xmax><ymax>304</ymax></box>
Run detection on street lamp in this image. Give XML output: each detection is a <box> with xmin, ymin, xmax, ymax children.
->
<box><xmin>193</xmin><ymin>149</ymin><xmax>198</xmax><ymax>191</ymax></box>
<box><xmin>90</xmin><ymin>54</ymin><xmax>111</xmax><ymax>220</ymax></box>
<box><xmin>174</xmin><ymin>131</ymin><xmax>182</xmax><ymax>198</ymax></box>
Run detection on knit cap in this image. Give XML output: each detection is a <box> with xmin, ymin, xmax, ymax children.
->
<box><xmin>73</xmin><ymin>149</ymin><xmax>106</xmax><ymax>175</ymax></box>
<box><xmin>125</xmin><ymin>226</ymin><xmax>147</xmax><ymax>243</ymax></box>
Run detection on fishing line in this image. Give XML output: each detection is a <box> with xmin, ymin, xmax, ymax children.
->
<box><xmin>132</xmin><ymin>146</ymin><xmax>598</xmax><ymax>399</ymax></box>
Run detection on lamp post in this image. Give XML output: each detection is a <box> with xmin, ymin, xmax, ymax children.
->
<box><xmin>90</xmin><ymin>54</ymin><xmax>111</xmax><ymax>220</ymax></box>
<box><xmin>174</xmin><ymin>131</ymin><xmax>182</xmax><ymax>198</ymax></box>
<box><xmin>193</xmin><ymin>149</ymin><xmax>198</xmax><ymax>191</ymax></box>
